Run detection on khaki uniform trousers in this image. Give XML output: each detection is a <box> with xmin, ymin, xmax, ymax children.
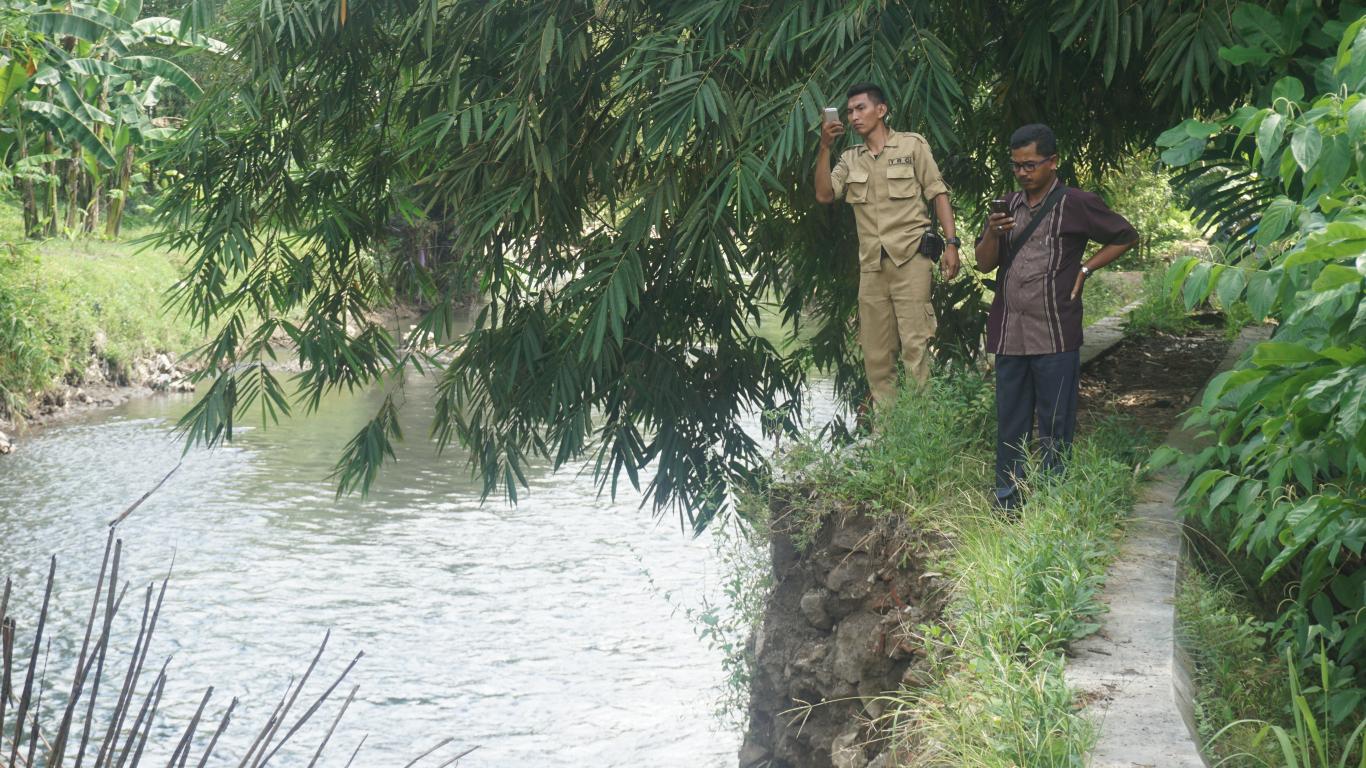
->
<box><xmin>858</xmin><ymin>252</ymin><xmax>936</xmax><ymax>407</ymax></box>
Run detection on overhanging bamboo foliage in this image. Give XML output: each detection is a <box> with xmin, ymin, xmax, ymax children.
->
<box><xmin>154</xmin><ymin>0</ymin><xmax>1313</xmax><ymax>530</ymax></box>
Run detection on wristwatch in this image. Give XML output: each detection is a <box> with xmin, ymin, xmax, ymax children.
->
<box><xmin>1080</xmin><ymin>265</ymin><xmax>1093</xmax><ymax>278</ymax></box>
<box><xmin>945</xmin><ymin>236</ymin><xmax>962</xmax><ymax>247</ymax></box>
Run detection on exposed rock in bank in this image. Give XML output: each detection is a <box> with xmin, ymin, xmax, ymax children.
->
<box><xmin>741</xmin><ymin>500</ymin><xmax>949</xmax><ymax>768</ymax></box>
<box><xmin>1</xmin><ymin>348</ymin><xmax>197</xmax><ymax>445</ymax></box>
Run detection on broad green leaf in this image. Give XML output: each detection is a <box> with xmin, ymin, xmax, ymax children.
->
<box><xmin>1219</xmin><ymin>45</ymin><xmax>1276</xmax><ymax>66</ymax></box>
<box><xmin>1257</xmin><ymin>111</ymin><xmax>1285</xmax><ymax>159</ymax></box>
<box><xmin>1255</xmin><ymin>197</ymin><xmax>1297</xmax><ymax>245</ymax></box>
<box><xmin>120</xmin><ymin>55</ymin><xmax>202</xmax><ymax>96</ymax></box>
<box><xmin>1215</xmin><ymin>266</ymin><xmax>1248</xmax><ymax>309</ymax></box>
<box><xmin>1183</xmin><ymin>261</ymin><xmax>1214</xmax><ymax>309</ymax></box>
<box><xmin>1311</xmin><ymin>264</ymin><xmax>1361</xmax><ymax>292</ymax></box>
<box><xmin>1335</xmin><ymin>16</ymin><xmax>1366</xmax><ymax>74</ymax></box>
<box><xmin>1160</xmin><ymin>136</ymin><xmax>1206</xmax><ymax>166</ymax></box>
<box><xmin>1272</xmin><ymin>76</ymin><xmax>1305</xmax><ymax>104</ymax></box>
<box><xmin>1348</xmin><ymin>99</ymin><xmax>1366</xmax><ymax>143</ymax></box>
<box><xmin>1290</xmin><ymin>124</ymin><xmax>1322</xmax><ymax>172</ymax></box>
<box><xmin>21</xmin><ymin>100</ymin><xmax>115</xmax><ymax>167</ymax></box>
<box><xmin>1252</xmin><ymin>341</ymin><xmax>1322</xmax><ymax>366</ymax></box>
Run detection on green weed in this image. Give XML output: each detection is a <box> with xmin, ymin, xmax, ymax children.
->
<box><xmin>1125</xmin><ymin>266</ymin><xmax>1197</xmax><ymax>337</ymax></box>
<box><xmin>1208</xmin><ymin>646</ymin><xmax>1366</xmax><ymax>768</ymax></box>
<box><xmin>1177</xmin><ymin>569</ymin><xmax>1288</xmax><ymax>766</ymax></box>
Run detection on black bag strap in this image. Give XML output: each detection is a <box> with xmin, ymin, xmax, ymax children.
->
<box><xmin>998</xmin><ymin>186</ymin><xmax>1064</xmax><ymax>292</ymax></box>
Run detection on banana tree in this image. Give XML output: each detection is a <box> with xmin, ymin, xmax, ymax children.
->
<box><xmin>1</xmin><ymin>0</ymin><xmax>213</xmax><ymax>237</ymax></box>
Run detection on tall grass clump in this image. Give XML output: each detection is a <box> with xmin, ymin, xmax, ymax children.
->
<box><xmin>1125</xmin><ymin>266</ymin><xmax>1197</xmax><ymax>337</ymax></box>
<box><xmin>1176</xmin><ymin>569</ymin><xmax>1289</xmax><ymax>766</ymax></box>
<box><xmin>766</xmin><ymin>369</ymin><xmax>1150</xmax><ymax>766</ymax></box>
<box><xmin>775</xmin><ymin>371</ymin><xmax>995</xmax><ymax>532</ymax></box>
<box><xmin>880</xmin><ymin>420</ymin><xmax>1146</xmax><ymax>767</ymax></box>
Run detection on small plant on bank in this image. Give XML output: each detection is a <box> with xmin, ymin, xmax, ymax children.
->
<box><xmin>1124</xmin><ymin>266</ymin><xmax>1197</xmax><ymax>337</ymax></box>
<box><xmin>771</xmin><ymin>374</ymin><xmax>1148</xmax><ymax>767</ymax></box>
<box><xmin>1207</xmin><ymin>646</ymin><xmax>1366</xmax><ymax>768</ymax></box>
<box><xmin>1176</xmin><ymin>569</ymin><xmax>1288</xmax><ymax>766</ymax></box>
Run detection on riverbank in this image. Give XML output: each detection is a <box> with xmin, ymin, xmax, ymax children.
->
<box><xmin>0</xmin><ymin>203</ymin><xmax>205</xmax><ymax>440</ymax></box>
<box><xmin>740</xmin><ymin>279</ymin><xmax>1235</xmax><ymax>767</ymax></box>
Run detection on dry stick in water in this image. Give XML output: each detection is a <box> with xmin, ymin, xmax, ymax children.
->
<box><xmin>1</xmin><ymin>613</ymin><xmax>12</xmax><ymax>761</ymax></box>
<box><xmin>24</xmin><ymin>639</ymin><xmax>53</xmax><ymax>768</ymax></box>
<box><xmin>256</xmin><ymin>649</ymin><xmax>363</xmax><ymax>767</ymax></box>
<box><xmin>236</xmin><ymin>679</ymin><xmax>291</xmax><ymax>768</ymax></box>
<box><xmin>434</xmin><ymin>745</ymin><xmax>480</xmax><ymax>768</ymax></box>
<box><xmin>305</xmin><ymin>685</ymin><xmax>358</xmax><ymax>768</ymax></box>
<box><xmin>121</xmin><ymin>668</ymin><xmax>167</xmax><ymax>768</ymax></box>
<box><xmin>244</xmin><ymin>631</ymin><xmax>331</xmax><ymax>768</ymax></box>
<box><xmin>75</xmin><ymin>540</ymin><xmax>123</xmax><ymax>768</ymax></box>
<box><xmin>112</xmin><ymin>660</ymin><xmax>170</xmax><ymax>768</ymax></box>
<box><xmin>74</xmin><ymin>565</ymin><xmax>127</xmax><ymax>759</ymax></box>
<box><xmin>107</xmin><ymin>464</ymin><xmax>181</xmax><ymax>528</ymax></box>
<box><xmin>166</xmin><ymin>687</ymin><xmax>213</xmax><ymax>768</ymax></box>
<box><xmin>193</xmin><ymin>697</ymin><xmax>237</xmax><ymax>768</ymax></box>
<box><xmin>9</xmin><ymin>556</ymin><xmax>56</xmax><ymax>768</ymax></box>
<box><xmin>401</xmin><ymin>737</ymin><xmax>454</xmax><ymax>768</ymax></box>
<box><xmin>342</xmin><ymin>734</ymin><xmax>367</xmax><ymax>768</ymax></box>
<box><xmin>94</xmin><ymin>582</ymin><xmax>153</xmax><ymax>768</ymax></box>
<box><xmin>49</xmin><ymin>529</ymin><xmax>117</xmax><ymax>766</ymax></box>
<box><xmin>101</xmin><ymin>570</ymin><xmax>170</xmax><ymax>768</ymax></box>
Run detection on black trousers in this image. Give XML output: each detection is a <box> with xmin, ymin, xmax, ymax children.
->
<box><xmin>994</xmin><ymin>350</ymin><xmax>1081</xmax><ymax>506</ymax></box>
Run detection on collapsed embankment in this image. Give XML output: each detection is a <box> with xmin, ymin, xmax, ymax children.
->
<box><xmin>738</xmin><ymin>317</ymin><xmax>1233</xmax><ymax>767</ymax></box>
<box><xmin>740</xmin><ymin>504</ymin><xmax>949</xmax><ymax>768</ymax></box>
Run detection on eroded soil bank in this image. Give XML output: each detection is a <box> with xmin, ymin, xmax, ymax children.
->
<box><xmin>741</xmin><ymin>321</ymin><xmax>1235</xmax><ymax>768</ymax></box>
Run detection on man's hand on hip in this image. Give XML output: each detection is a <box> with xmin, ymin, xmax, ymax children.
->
<box><xmin>1070</xmin><ymin>270</ymin><xmax>1087</xmax><ymax>300</ymax></box>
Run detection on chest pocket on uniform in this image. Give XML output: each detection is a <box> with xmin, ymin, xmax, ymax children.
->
<box><xmin>846</xmin><ymin>168</ymin><xmax>870</xmax><ymax>204</ymax></box>
<box><xmin>886</xmin><ymin>163</ymin><xmax>919</xmax><ymax>200</ymax></box>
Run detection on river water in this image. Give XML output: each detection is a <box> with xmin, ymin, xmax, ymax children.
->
<box><xmin>0</xmin><ymin>364</ymin><xmax>837</xmax><ymax>766</ymax></box>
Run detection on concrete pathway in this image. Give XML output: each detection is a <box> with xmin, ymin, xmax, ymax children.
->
<box><xmin>1066</xmin><ymin>327</ymin><xmax>1270</xmax><ymax>768</ymax></box>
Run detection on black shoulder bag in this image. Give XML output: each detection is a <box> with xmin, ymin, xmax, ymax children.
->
<box><xmin>985</xmin><ymin>187</ymin><xmax>1064</xmax><ymax>293</ymax></box>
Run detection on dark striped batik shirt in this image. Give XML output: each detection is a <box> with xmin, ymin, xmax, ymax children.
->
<box><xmin>981</xmin><ymin>183</ymin><xmax>1137</xmax><ymax>356</ymax></box>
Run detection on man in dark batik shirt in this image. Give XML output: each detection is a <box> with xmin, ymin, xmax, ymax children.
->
<box><xmin>975</xmin><ymin>124</ymin><xmax>1138</xmax><ymax>510</ymax></box>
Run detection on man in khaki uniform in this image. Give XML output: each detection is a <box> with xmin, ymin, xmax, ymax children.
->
<box><xmin>814</xmin><ymin>83</ymin><xmax>961</xmax><ymax>407</ymax></box>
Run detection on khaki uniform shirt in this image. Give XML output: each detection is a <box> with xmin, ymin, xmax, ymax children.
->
<box><xmin>830</xmin><ymin>130</ymin><xmax>950</xmax><ymax>272</ymax></box>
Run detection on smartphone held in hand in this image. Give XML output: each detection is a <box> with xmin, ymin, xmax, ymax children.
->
<box><xmin>823</xmin><ymin>107</ymin><xmax>839</xmax><ymax>124</ymax></box>
<box><xmin>990</xmin><ymin>199</ymin><xmax>1010</xmax><ymax>216</ymax></box>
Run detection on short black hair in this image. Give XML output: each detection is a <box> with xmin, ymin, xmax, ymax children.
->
<box><xmin>1009</xmin><ymin>123</ymin><xmax>1057</xmax><ymax>157</ymax></box>
<box><xmin>846</xmin><ymin>82</ymin><xmax>888</xmax><ymax>108</ymax></box>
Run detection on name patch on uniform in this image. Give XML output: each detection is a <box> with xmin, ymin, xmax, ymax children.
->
<box><xmin>888</xmin><ymin>156</ymin><xmax>915</xmax><ymax>166</ymax></box>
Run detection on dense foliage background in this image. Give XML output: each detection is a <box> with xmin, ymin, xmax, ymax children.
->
<box><xmin>116</xmin><ymin>0</ymin><xmax>1351</xmax><ymax>529</ymax></box>
<box><xmin>1160</xmin><ymin>7</ymin><xmax>1366</xmax><ymax>733</ymax></box>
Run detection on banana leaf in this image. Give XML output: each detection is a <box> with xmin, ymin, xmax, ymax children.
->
<box><xmin>21</xmin><ymin>100</ymin><xmax>116</xmax><ymax>167</ymax></box>
<box><xmin>0</xmin><ymin>61</ymin><xmax>32</xmax><ymax>103</ymax></box>
<box><xmin>120</xmin><ymin>55</ymin><xmax>202</xmax><ymax>96</ymax></box>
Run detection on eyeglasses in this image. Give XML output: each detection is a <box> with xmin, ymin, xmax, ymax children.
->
<box><xmin>1011</xmin><ymin>157</ymin><xmax>1055</xmax><ymax>172</ymax></box>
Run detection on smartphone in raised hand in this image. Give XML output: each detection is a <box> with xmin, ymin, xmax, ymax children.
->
<box><xmin>823</xmin><ymin>107</ymin><xmax>839</xmax><ymax>124</ymax></box>
<box><xmin>990</xmin><ymin>199</ymin><xmax>1010</xmax><ymax>216</ymax></box>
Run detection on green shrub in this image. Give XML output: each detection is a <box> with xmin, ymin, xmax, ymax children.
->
<box><xmin>1102</xmin><ymin>153</ymin><xmax>1201</xmax><ymax>267</ymax></box>
<box><xmin>1177</xmin><ymin>570</ymin><xmax>1288</xmax><ymax>766</ymax></box>
<box><xmin>1160</xmin><ymin>11</ymin><xmax>1366</xmax><ymax>741</ymax></box>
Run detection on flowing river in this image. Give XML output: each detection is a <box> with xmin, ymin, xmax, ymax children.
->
<box><xmin>0</xmin><ymin>352</ymin><xmax>838</xmax><ymax>766</ymax></box>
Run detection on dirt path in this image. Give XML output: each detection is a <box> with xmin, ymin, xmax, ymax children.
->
<box><xmin>1078</xmin><ymin>313</ymin><xmax>1233</xmax><ymax>437</ymax></box>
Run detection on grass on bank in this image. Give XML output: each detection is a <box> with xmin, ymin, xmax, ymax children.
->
<box><xmin>0</xmin><ymin>201</ymin><xmax>202</xmax><ymax>416</ymax></box>
<box><xmin>1178</xmin><ymin>539</ymin><xmax>1366</xmax><ymax>768</ymax></box>
<box><xmin>768</xmin><ymin>373</ymin><xmax>1152</xmax><ymax>767</ymax></box>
